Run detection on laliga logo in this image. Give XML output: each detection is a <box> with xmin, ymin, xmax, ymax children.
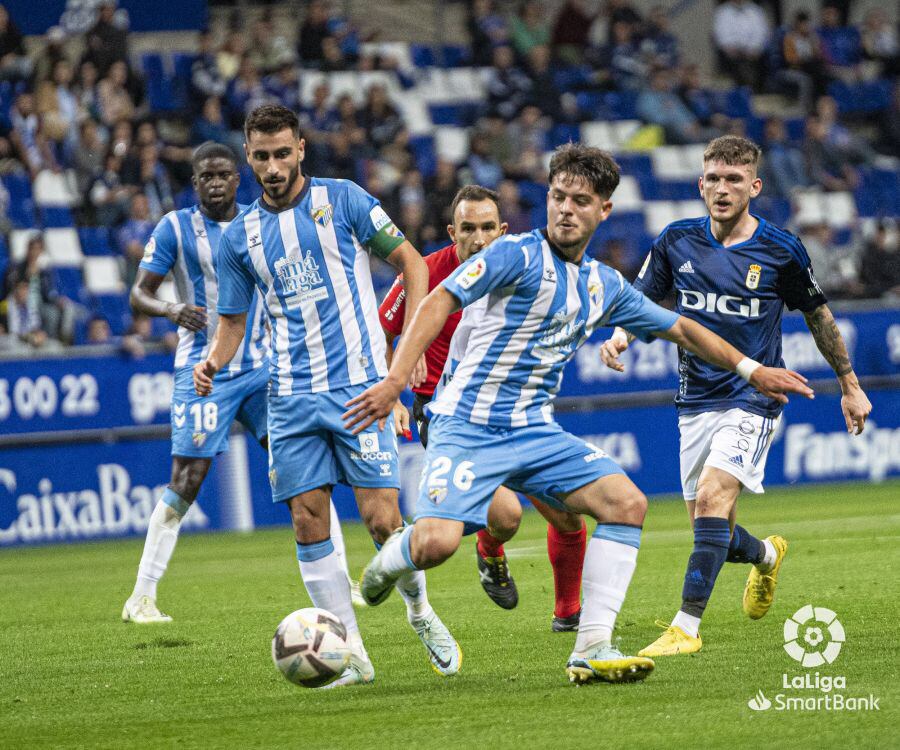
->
<box><xmin>784</xmin><ymin>605</ymin><xmax>845</xmax><ymax>668</ymax></box>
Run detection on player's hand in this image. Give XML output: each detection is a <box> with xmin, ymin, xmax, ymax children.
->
<box><xmin>409</xmin><ymin>355</ymin><xmax>428</xmax><ymax>389</ymax></box>
<box><xmin>167</xmin><ymin>302</ymin><xmax>207</xmax><ymax>332</ymax></box>
<box><xmin>392</xmin><ymin>400</ymin><xmax>413</xmax><ymax>440</ymax></box>
<box><xmin>840</xmin><ymin>385</ymin><xmax>872</xmax><ymax>435</ymax></box>
<box><xmin>342</xmin><ymin>377</ymin><xmax>405</xmax><ymax>434</ymax></box>
<box><xmin>193</xmin><ymin>359</ymin><xmax>218</xmax><ymax>396</ymax></box>
<box><xmin>748</xmin><ymin>367</ymin><xmax>814</xmax><ymax>404</ymax></box>
<box><xmin>599</xmin><ymin>330</ymin><xmax>630</xmax><ymax>372</ymax></box>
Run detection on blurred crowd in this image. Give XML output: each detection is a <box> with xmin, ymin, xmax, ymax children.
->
<box><xmin>0</xmin><ymin>0</ymin><xmax>897</xmax><ymax>353</ymax></box>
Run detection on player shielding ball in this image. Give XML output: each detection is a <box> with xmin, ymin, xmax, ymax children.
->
<box><xmin>343</xmin><ymin>143</ymin><xmax>813</xmax><ymax>684</ymax></box>
<box><xmin>600</xmin><ymin>135</ymin><xmax>872</xmax><ymax>657</ymax></box>
<box><xmin>378</xmin><ymin>184</ymin><xmax>587</xmax><ymax>630</ymax></box>
<box><xmin>122</xmin><ymin>142</ymin><xmax>358</xmax><ymax>623</ymax></box>
<box><xmin>194</xmin><ymin>105</ymin><xmax>460</xmax><ymax>687</ymax></box>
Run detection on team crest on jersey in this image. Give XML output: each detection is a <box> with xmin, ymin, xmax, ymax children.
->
<box><xmin>142</xmin><ymin>236</ymin><xmax>156</xmax><ymax>263</ymax></box>
<box><xmin>275</xmin><ymin>250</ymin><xmax>327</xmax><ymax>307</ymax></box>
<box><xmin>458</xmin><ymin>258</ymin><xmax>486</xmax><ymax>289</ymax></box>
<box><xmin>385</xmin><ymin>223</ymin><xmax>405</xmax><ymax>239</ymax></box>
<box><xmin>311</xmin><ymin>203</ymin><xmax>333</xmax><ymax>228</ymax></box>
<box><xmin>746</xmin><ymin>263</ymin><xmax>762</xmax><ymax>290</ymax></box>
<box><xmin>192</xmin><ymin>432</ymin><xmax>207</xmax><ymax>448</ymax></box>
<box><xmin>268</xmin><ymin>468</ymin><xmax>277</xmax><ymax>487</ymax></box>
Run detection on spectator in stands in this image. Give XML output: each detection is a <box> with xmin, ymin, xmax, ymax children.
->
<box><xmin>641</xmin><ymin>6</ymin><xmax>679</xmax><ymax>70</ymax></box>
<box><xmin>74</xmin><ymin>60</ymin><xmax>101</xmax><ymax>123</ymax></box>
<box><xmin>761</xmin><ymin>117</ymin><xmax>810</xmax><ymax>197</ymax></box>
<box><xmin>795</xmin><ymin>220</ymin><xmax>863</xmax><ymax>298</ymax></box>
<box><xmin>123</xmin><ymin>144</ymin><xmax>174</xmax><ymax>223</ymax></box>
<box><xmin>424</xmin><ymin>159</ymin><xmax>460</xmax><ymax>231</ymax></box>
<box><xmin>599</xmin><ymin>238</ymin><xmax>639</xmax><ymax>278</ymax></box>
<box><xmin>74</xmin><ymin>119</ymin><xmax>106</xmax><ymax>203</ymax></box>
<box><xmin>524</xmin><ymin>45</ymin><xmax>561</xmax><ymax>119</ymax></box>
<box><xmin>637</xmin><ymin>67</ymin><xmax>721</xmax><ymax>145</ymax></box>
<box><xmin>505</xmin><ymin>105</ymin><xmax>549</xmax><ymax>176</ymax></box>
<box><xmin>4</xmin><ymin>278</ymin><xmax>53</xmax><ymax>349</ymax></box>
<box><xmin>334</xmin><ymin>93</ymin><xmax>367</xmax><ymax>152</ymax></box>
<box><xmin>802</xmin><ymin>114</ymin><xmax>858</xmax><ymax>191</ymax></box>
<box><xmin>298</xmin><ymin>0</ymin><xmax>332</xmax><ymax>66</ymax></box>
<box><xmin>216</xmin><ymin>31</ymin><xmax>247</xmax><ymax>82</ymax></box>
<box><xmin>85</xmin><ymin>314</ymin><xmax>112</xmax><ymax>345</ymax></box>
<box><xmin>0</xmin><ymin>4</ymin><xmax>30</xmax><ymax>82</ymax></box>
<box><xmin>464</xmin><ymin>131</ymin><xmax>503</xmax><ymax>190</ymax></box>
<box><xmin>712</xmin><ymin>0</ymin><xmax>770</xmax><ymax>91</ymax></box>
<box><xmin>191</xmin><ymin>31</ymin><xmax>227</xmax><ymax>105</ymax></box>
<box><xmin>264</xmin><ymin>56</ymin><xmax>301</xmax><ymax>111</ymax></box>
<box><xmin>84</xmin><ymin>0</ymin><xmax>129</xmax><ymax>78</ymax></box>
<box><xmin>225</xmin><ymin>56</ymin><xmax>271</xmax><ymax>128</ymax></box>
<box><xmin>511</xmin><ymin>1</ymin><xmax>551</xmax><ymax>61</ymax></box>
<box><xmin>609</xmin><ymin>0</ymin><xmax>643</xmax><ymax>28</ymax></box>
<box><xmin>248</xmin><ymin>15</ymin><xmax>292</xmax><ymax>76</ymax></box>
<box><xmin>319</xmin><ymin>35</ymin><xmax>349</xmax><ymax>72</ymax></box>
<box><xmin>876</xmin><ymin>80</ymin><xmax>900</xmax><ymax>157</ymax></box>
<box><xmin>36</xmin><ymin>59</ymin><xmax>80</xmax><ymax>166</ymax></box>
<box><xmin>816</xmin><ymin>95</ymin><xmax>878</xmax><ymax>166</ymax></box>
<box><xmin>676</xmin><ymin>64</ymin><xmax>726</xmax><ymax>128</ymax></box>
<box><xmin>32</xmin><ymin>25</ymin><xmax>68</xmax><ymax>86</ymax></box>
<box><xmin>485</xmin><ymin>45</ymin><xmax>532</xmax><ymax>120</ymax></box>
<box><xmin>859</xmin><ymin>220</ymin><xmax>900</xmax><ymax>298</ymax></box>
<box><xmin>607</xmin><ymin>19</ymin><xmax>648</xmax><ymax>91</ymax></box>
<box><xmin>89</xmin><ymin>151</ymin><xmax>133</xmax><ymax>227</ymax></box>
<box><xmin>817</xmin><ymin>3</ymin><xmax>861</xmax><ymax>79</ymax></box>
<box><xmin>359</xmin><ymin>84</ymin><xmax>404</xmax><ymax>151</ymax></box>
<box><xmin>9</xmin><ymin>91</ymin><xmax>56</xmax><ymax>178</ymax></box>
<box><xmin>860</xmin><ymin>8</ymin><xmax>898</xmax><ymax>79</ymax></box>
<box><xmin>98</xmin><ymin>60</ymin><xmax>136</xmax><ymax>127</ymax></box>
<box><xmin>779</xmin><ymin>10</ymin><xmax>831</xmax><ymax>113</ymax></box>
<box><xmin>468</xmin><ymin>0</ymin><xmax>511</xmax><ymax>66</ymax></box>
<box><xmin>116</xmin><ymin>192</ymin><xmax>154</xmax><ymax>286</ymax></box>
<box><xmin>497</xmin><ymin>178</ymin><xmax>531</xmax><ymax>234</ymax></box>
<box><xmin>122</xmin><ymin>312</ymin><xmax>177</xmax><ymax>359</ymax></box>
<box><xmin>552</xmin><ymin>0</ymin><xmax>596</xmax><ymax>65</ymax></box>
<box><xmin>4</xmin><ymin>234</ymin><xmax>74</xmax><ymax>344</ymax></box>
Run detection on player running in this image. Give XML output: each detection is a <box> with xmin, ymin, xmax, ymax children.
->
<box><xmin>344</xmin><ymin>143</ymin><xmax>813</xmax><ymax>684</ymax></box>
<box><xmin>600</xmin><ymin>135</ymin><xmax>872</xmax><ymax>658</ymax></box>
<box><xmin>193</xmin><ymin>105</ymin><xmax>460</xmax><ymax>686</ymax></box>
<box><xmin>378</xmin><ymin>184</ymin><xmax>587</xmax><ymax>630</ymax></box>
<box><xmin>122</xmin><ymin>142</ymin><xmax>358</xmax><ymax>624</ymax></box>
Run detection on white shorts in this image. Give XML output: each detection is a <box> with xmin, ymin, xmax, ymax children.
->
<box><xmin>678</xmin><ymin>408</ymin><xmax>781</xmax><ymax>500</ymax></box>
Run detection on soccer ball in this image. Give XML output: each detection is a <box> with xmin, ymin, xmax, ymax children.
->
<box><xmin>271</xmin><ymin>607</ymin><xmax>351</xmax><ymax>688</ymax></box>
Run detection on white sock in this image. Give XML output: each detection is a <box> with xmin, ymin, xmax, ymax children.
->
<box><xmin>133</xmin><ymin>500</ymin><xmax>184</xmax><ymax>600</ymax></box>
<box><xmin>574</xmin><ymin>538</ymin><xmax>638</xmax><ymax>653</ymax></box>
<box><xmin>298</xmin><ymin>548</ymin><xmax>367</xmax><ymax>661</ymax></box>
<box><xmin>397</xmin><ymin>570</ymin><xmax>433</xmax><ymax>620</ymax></box>
<box><xmin>672</xmin><ymin>610</ymin><xmax>702</xmax><ymax>638</ymax></box>
<box><xmin>328</xmin><ymin>500</ymin><xmax>352</xmax><ymax>579</ymax></box>
<box><xmin>378</xmin><ymin>525</ymin><xmax>416</xmax><ymax>577</ymax></box>
<box><xmin>758</xmin><ymin>538</ymin><xmax>777</xmax><ymax>571</ymax></box>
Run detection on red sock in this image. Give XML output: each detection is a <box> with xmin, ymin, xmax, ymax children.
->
<box><xmin>547</xmin><ymin>521</ymin><xmax>586</xmax><ymax>618</ymax></box>
<box><xmin>477</xmin><ymin>528</ymin><xmax>505</xmax><ymax>558</ymax></box>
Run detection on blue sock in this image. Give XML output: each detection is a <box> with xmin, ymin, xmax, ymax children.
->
<box><xmin>681</xmin><ymin>517</ymin><xmax>731</xmax><ymax>618</ymax></box>
<box><xmin>161</xmin><ymin>487</ymin><xmax>190</xmax><ymax>517</ymax></box>
<box><xmin>727</xmin><ymin>524</ymin><xmax>765</xmax><ymax>565</ymax></box>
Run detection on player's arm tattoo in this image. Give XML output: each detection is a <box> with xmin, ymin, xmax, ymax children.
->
<box><xmin>802</xmin><ymin>305</ymin><xmax>853</xmax><ymax>377</ymax></box>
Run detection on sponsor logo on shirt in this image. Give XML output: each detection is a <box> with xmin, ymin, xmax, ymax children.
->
<box><xmin>349</xmin><ymin>432</ymin><xmax>394</xmax><ymax>462</ymax></box>
<box><xmin>275</xmin><ymin>250</ymin><xmax>328</xmax><ymax>307</ymax></box>
<box><xmin>457</xmin><ymin>258</ymin><xmax>486</xmax><ymax>290</ymax></box>
<box><xmin>680</xmin><ymin>290</ymin><xmax>761</xmax><ymax>318</ymax></box>
<box><xmin>370</xmin><ymin>206</ymin><xmax>392</xmax><ymax>232</ymax></box>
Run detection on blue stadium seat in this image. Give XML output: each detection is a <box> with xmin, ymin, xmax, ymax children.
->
<box><xmin>53</xmin><ymin>267</ymin><xmax>84</xmax><ymax>301</ymax></box>
<box><xmin>174</xmin><ymin>185</ymin><xmax>197</xmax><ymax>209</ymax></box>
<box><xmin>428</xmin><ymin>103</ymin><xmax>479</xmax><ymax>127</ymax></box>
<box><xmin>553</xmin><ymin>66</ymin><xmax>592</xmax><ymax>93</ymax></box>
<box><xmin>655</xmin><ymin>180</ymin><xmax>698</xmax><ymax>200</ymax></box>
<box><xmin>91</xmin><ymin>293</ymin><xmax>130</xmax><ymax>336</ymax></box>
<box><xmin>409</xmin><ymin>135</ymin><xmax>437</xmax><ymax>178</ymax></box>
<box><xmin>151</xmin><ymin>317</ymin><xmax>177</xmax><ymax>338</ymax></box>
<box><xmin>575</xmin><ymin>91</ymin><xmax>605</xmax><ymax>119</ymax></box>
<box><xmin>547</xmin><ymin>123</ymin><xmax>580</xmax><ymax>149</ymax></box>
<box><xmin>77</xmin><ymin>227</ymin><xmax>114</xmax><ymax>256</ymax></box>
<box><xmin>441</xmin><ymin>45</ymin><xmax>470</xmax><ymax>68</ymax></box>
<box><xmin>517</xmin><ymin>180</ymin><xmax>547</xmax><ymax>209</ymax></box>
<box><xmin>40</xmin><ymin>206</ymin><xmax>74</xmax><ymax>228</ymax></box>
<box><xmin>2</xmin><ymin>172</ymin><xmax>36</xmax><ymax>228</ymax></box>
<box><xmin>724</xmin><ymin>87</ymin><xmax>753</xmax><ymax>118</ymax></box>
<box><xmin>603</xmin><ymin>91</ymin><xmax>639</xmax><ymax>120</ymax></box>
<box><xmin>410</xmin><ymin>44</ymin><xmax>435</xmax><ymax>68</ymax></box>
<box><xmin>828</xmin><ymin>79</ymin><xmax>892</xmax><ymax>114</ymax></box>
<box><xmin>855</xmin><ymin>169</ymin><xmax>899</xmax><ymax>218</ymax></box>
<box><xmin>0</xmin><ymin>234</ymin><xmax>8</xmax><ymax>280</ymax></box>
<box><xmin>603</xmin><ymin>212</ymin><xmax>647</xmax><ymax>241</ymax></box>
<box><xmin>754</xmin><ymin>197</ymin><xmax>791</xmax><ymax>227</ymax></box>
<box><xmin>172</xmin><ymin>52</ymin><xmax>198</xmax><ymax>110</ymax></box>
<box><xmin>785</xmin><ymin>117</ymin><xmax>805</xmax><ymax>142</ymax></box>
<box><xmin>615</xmin><ymin>153</ymin><xmax>652</xmax><ymax>177</ymax></box>
<box><xmin>142</xmin><ymin>52</ymin><xmax>175</xmax><ymax>112</ymax></box>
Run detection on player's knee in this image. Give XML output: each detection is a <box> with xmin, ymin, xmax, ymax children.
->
<box><xmin>411</xmin><ymin>525</ymin><xmax>460</xmax><ymax>568</ymax></box>
<box><xmin>169</xmin><ymin>459</ymin><xmax>210</xmax><ymax>502</ymax></box>
<box><xmin>549</xmin><ymin>509</ymin><xmax>584</xmax><ymax>533</ymax></box>
<box><xmin>486</xmin><ymin>490</ymin><xmax>522</xmax><ymax>540</ymax></box>
<box><xmin>695</xmin><ymin>482</ymin><xmax>732</xmax><ymax>517</ymax></box>
<box><xmin>612</xmin><ymin>488</ymin><xmax>647</xmax><ymax>525</ymax></box>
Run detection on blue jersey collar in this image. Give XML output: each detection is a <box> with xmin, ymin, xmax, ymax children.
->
<box><xmin>704</xmin><ymin>214</ymin><xmax>766</xmax><ymax>250</ymax></box>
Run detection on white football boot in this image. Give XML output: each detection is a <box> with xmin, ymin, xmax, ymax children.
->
<box><xmin>409</xmin><ymin>610</ymin><xmax>462</xmax><ymax>676</ymax></box>
<box><xmin>121</xmin><ymin>595</ymin><xmax>172</xmax><ymax>624</ymax></box>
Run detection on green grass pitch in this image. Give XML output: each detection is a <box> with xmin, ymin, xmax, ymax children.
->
<box><xmin>2</xmin><ymin>481</ymin><xmax>897</xmax><ymax>749</ymax></box>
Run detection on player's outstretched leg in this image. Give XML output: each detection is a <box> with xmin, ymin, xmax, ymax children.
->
<box><xmin>562</xmin><ymin>476</ymin><xmax>654</xmax><ymax>684</ymax></box>
<box><xmin>533</xmin><ymin>498</ymin><xmax>586</xmax><ymax>632</ymax></box>
<box><xmin>123</xmin><ymin>457</ymin><xmax>211</xmax><ymax>623</ymax></box>
<box><xmin>474</xmin><ymin>487</ymin><xmax>522</xmax><ymax>610</ymax></box>
<box><xmin>361</xmin><ymin>518</ymin><xmax>463</xmax><ymax>676</ymax></box>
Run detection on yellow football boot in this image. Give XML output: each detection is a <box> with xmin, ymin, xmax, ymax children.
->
<box><xmin>638</xmin><ymin>621</ymin><xmax>702</xmax><ymax>657</ymax></box>
<box><xmin>743</xmin><ymin>535</ymin><xmax>788</xmax><ymax>620</ymax></box>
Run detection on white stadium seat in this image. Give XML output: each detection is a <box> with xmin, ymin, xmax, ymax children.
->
<box><xmin>10</xmin><ymin>228</ymin><xmax>40</xmax><ymax>263</ymax></box>
<box><xmin>651</xmin><ymin>144</ymin><xmax>705</xmax><ymax>179</ymax></box>
<box><xmin>792</xmin><ymin>190</ymin><xmax>828</xmax><ymax>226</ymax></box>
<box><xmin>83</xmin><ymin>256</ymin><xmax>125</xmax><ymax>294</ymax></box>
<box><xmin>434</xmin><ymin>126</ymin><xmax>470</xmax><ymax>164</ymax></box>
<box><xmin>613</xmin><ymin>175</ymin><xmax>643</xmax><ymax>211</ymax></box>
<box><xmin>33</xmin><ymin>169</ymin><xmax>78</xmax><ymax>207</ymax></box>
<box><xmin>580</xmin><ymin>121</ymin><xmax>616</xmax><ymax>151</ymax></box>
<box><xmin>824</xmin><ymin>192</ymin><xmax>857</xmax><ymax>228</ymax></box>
<box><xmin>43</xmin><ymin>228</ymin><xmax>83</xmax><ymax>268</ymax></box>
<box><xmin>643</xmin><ymin>201</ymin><xmax>680</xmax><ymax>236</ymax></box>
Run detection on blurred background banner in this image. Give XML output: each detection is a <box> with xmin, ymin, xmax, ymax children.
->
<box><xmin>6</xmin><ymin>1</ymin><xmax>207</xmax><ymax>35</ymax></box>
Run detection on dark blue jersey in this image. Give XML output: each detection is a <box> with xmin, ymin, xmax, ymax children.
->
<box><xmin>633</xmin><ymin>215</ymin><xmax>827</xmax><ymax>418</ymax></box>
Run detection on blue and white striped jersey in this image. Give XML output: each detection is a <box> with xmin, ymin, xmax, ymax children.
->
<box><xmin>431</xmin><ymin>228</ymin><xmax>680</xmax><ymax>428</ymax></box>
<box><xmin>216</xmin><ymin>177</ymin><xmax>392</xmax><ymax>395</ymax></box>
<box><xmin>140</xmin><ymin>204</ymin><xmax>269</xmax><ymax>380</ymax></box>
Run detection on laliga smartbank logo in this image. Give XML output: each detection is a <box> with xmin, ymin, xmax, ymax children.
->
<box><xmin>747</xmin><ymin>605</ymin><xmax>880</xmax><ymax>713</ymax></box>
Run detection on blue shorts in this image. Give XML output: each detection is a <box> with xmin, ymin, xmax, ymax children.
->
<box><xmin>171</xmin><ymin>365</ymin><xmax>269</xmax><ymax>458</ymax></box>
<box><xmin>415</xmin><ymin>414</ymin><xmax>625</xmax><ymax>535</ymax></box>
<box><xmin>267</xmin><ymin>382</ymin><xmax>400</xmax><ymax>503</ymax></box>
